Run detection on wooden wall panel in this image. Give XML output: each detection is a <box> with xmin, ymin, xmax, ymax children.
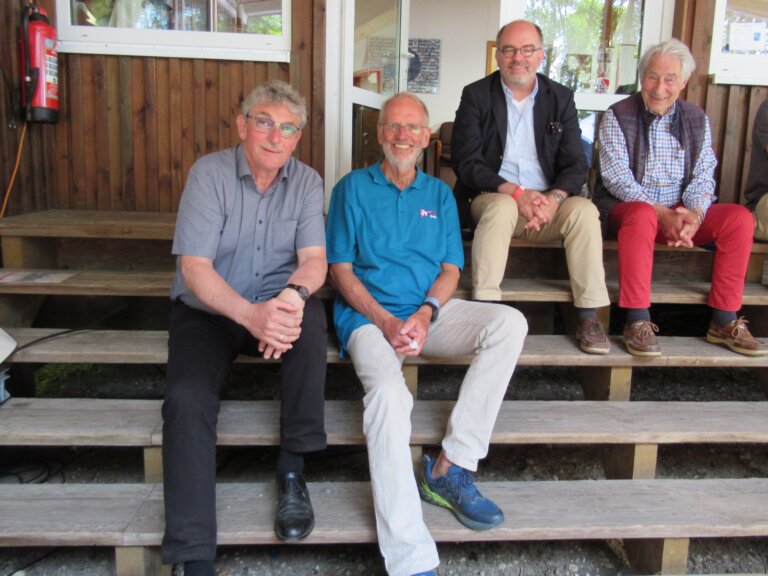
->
<box><xmin>674</xmin><ymin>0</ymin><xmax>765</xmax><ymax>205</ymax></box>
<box><xmin>0</xmin><ymin>1</ymin><xmax>324</xmax><ymax>215</ymax></box>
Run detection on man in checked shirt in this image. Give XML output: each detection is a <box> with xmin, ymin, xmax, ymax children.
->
<box><xmin>593</xmin><ymin>39</ymin><xmax>767</xmax><ymax>358</ymax></box>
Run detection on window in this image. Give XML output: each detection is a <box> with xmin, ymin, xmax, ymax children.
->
<box><xmin>500</xmin><ymin>0</ymin><xmax>674</xmax><ymax>111</ymax></box>
<box><xmin>56</xmin><ymin>0</ymin><xmax>291</xmax><ymax>61</ymax></box>
<box><xmin>710</xmin><ymin>0</ymin><xmax>768</xmax><ymax>85</ymax></box>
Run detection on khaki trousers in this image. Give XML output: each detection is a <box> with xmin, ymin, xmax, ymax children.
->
<box><xmin>347</xmin><ymin>299</ymin><xmax>527</xmax><ymax>576</ymax></box>
<box><xmin>754</xmin><ymin>194</ymin><xmax>768</xmax><ymax>241</ymax></box>
<box><xmin>470</xmin><ymin>192</ymin><xmax>610</xmax><ymax>306</ymax></box>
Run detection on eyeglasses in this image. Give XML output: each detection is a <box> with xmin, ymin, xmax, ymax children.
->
<box><xmin>378</xmin><ymin>123</ymin><xmax>427</xmax><ymax>136</ymax></box>
<box><xmin>245</xmin><ymin>114</ymin><xmax>301</xmax><ymax>137</ymax></box>
<box><xmin>498</xmin><ymin>45</ymin><xmax>541</xmax><ymax>59</ymax></box>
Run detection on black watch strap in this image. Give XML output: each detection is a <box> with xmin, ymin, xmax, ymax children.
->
<box><xmin>286</xmin><ymin>283</ymin><xmax>310</xmax><ymax>301</ymax></box>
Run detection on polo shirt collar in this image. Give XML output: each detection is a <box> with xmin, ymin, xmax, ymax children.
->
<box><xmin>369</xmin><ymin>161</ymin><xmax>428</xmax><ymax>191</ymax></box>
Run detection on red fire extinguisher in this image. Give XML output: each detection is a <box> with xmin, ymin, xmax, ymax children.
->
<box><xmin>19</xmin><ymin>3</ymin><xmax>59</xmax><ymax>123</ymax></box>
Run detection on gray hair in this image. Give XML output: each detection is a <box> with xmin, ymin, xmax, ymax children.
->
<box><xmin>496</xmin><ymin>20</ymin><xmax>544</xmax><ymax>47</ymax></box>
<box><xmin>379</xmin><ymin>92</ymin><xmax>430</xmax><ymax>126</ymax></box>
<box><xmin>638</xmin><ymin>39</ymin><xmax>696</xmax><ymax>82</ymax></box>
<box><xmin>242</xmin><ymin>80</ymin><xmax>307</xmax><ymax>129</ymax></box>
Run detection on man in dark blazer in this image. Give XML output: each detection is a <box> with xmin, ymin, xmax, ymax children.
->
<box><xmin>452</xmin><ymin>19</ymin><xmax>610</xmax><ymax>355</ymax></box>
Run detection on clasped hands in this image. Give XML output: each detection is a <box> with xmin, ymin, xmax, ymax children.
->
<box><xmin>657</xmin><ymin>205</ymin><xmax>700</xmax><ymax>248</ymax></box>
<box><xmin>502</xmin><ymin>183</ymin><xmax>561</xmax><ymax>231</ymax></box>
<box><xmin>243</xmin><ymin>288</ymin><xmax>305</xmax><ymax>360</ymax></box>
<box><xmin>381</xmin><ymin>307</ymin><xmax>431</xmax><ymax>357</ymax></box>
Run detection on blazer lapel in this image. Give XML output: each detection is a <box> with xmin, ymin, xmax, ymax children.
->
<box><xmin>490</xmin><ymin>73</ymin><xmax>508</xmax><ymax>145</ymax></box>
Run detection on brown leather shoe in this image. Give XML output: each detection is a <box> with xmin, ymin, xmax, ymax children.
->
<box><xmin>623</xmin><ymin>320</ymin><xmax>661</xmax><ymax>356</ymax></box>
<box><xmin>706</xmin><ymin>317</ymin><xmax>768</xmax><ymax>356</ymax></box>
<box><xmin>576</xmin><ymin>317</ymin><xmax>610</xmax><ymax>355</ymax></box>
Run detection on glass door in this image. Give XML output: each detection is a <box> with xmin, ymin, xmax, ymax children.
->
<box><xmin>325</xmin><ymin>0</ymin><xmax>410</xmax><ymax>203</ymax></box>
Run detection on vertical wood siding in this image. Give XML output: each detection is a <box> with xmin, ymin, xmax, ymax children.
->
<box><xmin>674</xmin><ymin>0</ymin><xmax>768</xmax><ymax>205</ymax></box>
<box><xmin>0</xmin><ymin>0</ymin><xmax>324</xmax><ymax>215</ymax></box>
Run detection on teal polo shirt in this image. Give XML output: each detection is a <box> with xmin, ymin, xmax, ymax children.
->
<box><xmin>326</xmin><ymin>162</ymin><xmax>464</xmax><ymax>354</ymax></box>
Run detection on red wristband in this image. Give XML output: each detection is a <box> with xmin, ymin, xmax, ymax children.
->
<box><xmin>511</xmin><ymin>186</ymin><xmax>525</xmax><ymax>200</ymax></box>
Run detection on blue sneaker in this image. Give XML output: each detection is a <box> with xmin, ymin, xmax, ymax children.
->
<box><xmin>410</xmin><ymin>571</ymin><xmax>438</xmax><ymax>576</ymax></box>
<box><xmin>418</xmin><ymin>454</ymin><xmax>504</xmax><ymax>530</ymax></box>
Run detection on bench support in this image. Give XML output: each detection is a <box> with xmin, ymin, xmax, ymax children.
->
<box><xmin>603</xmin><ymin>443</ymin><xmax>658</xmax><ymax>479</ymax></box>
<box><xmin>115</xmin><ymin>546</ymin><xmax>171</xmax><ymax>576</ymax></box>
<box><xmin>579</xmin><ymin>366</ymin><xmax>632</xmax><ymax>401</ymax></box>
<box><xmin>623</xmin><ymin>537</ymin><xmax>689</xmax><ymax>574</ymax></box>
<box><xmin>144</xmin><ymin>447</ymin><xmax>163</xmax><ymax>483</ymax></box>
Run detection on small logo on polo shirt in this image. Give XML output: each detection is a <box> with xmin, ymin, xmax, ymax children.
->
<box><xmin>419</xmin><ymin>209</ymin><xmax>437</xmax><ymax>219</ymax></box>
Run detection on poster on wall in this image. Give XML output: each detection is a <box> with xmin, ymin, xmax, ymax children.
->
<box><xmin>407</xmin><ymin>39</ymin><xmax>441</xmax><ymax>94</ymax></box>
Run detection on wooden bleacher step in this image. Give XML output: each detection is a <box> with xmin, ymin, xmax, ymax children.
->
<box><xmin>4</xmin><ymin>398</ymin><xmax>768</xmax><ymax>482</ymax></box>
<box><xmin>0</xmin><ymin>269</ymin><xmax>766</xmax><ymax>305</ymax></box>
<box><xmin>2</xmin><ymin>479</ymin><xmax>768</xmax><ymax>575</ymax></box>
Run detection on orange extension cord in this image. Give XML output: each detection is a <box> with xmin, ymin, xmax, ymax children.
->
<box><xmin>2</xmin><ymin>122</ymin><xmax>28</xmax><ymax>219</ymax></box>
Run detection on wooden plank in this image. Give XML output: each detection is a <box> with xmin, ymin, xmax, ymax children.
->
<box><xmin>7</xmin><ymin>329</ymin><xmax>768</xmax><ymax>369</ymax></box>
<box><xmin>121</xmin><ymin>479</ymin><xmax>768</xmax><ymax>545</ymax></box>
<box><xmin>4</xmin><ymin>480</ymin><xmax>767</xmax><ymax>550</ymax></box>
<box><xmin>131</xmin><ymin>58</ymin><xmax>147</xmax><ymax>212</ymax></box>
<box><xmin>205</xmin><ymin>60</ymin><xmax>219</xmax><ymax>155</ymax></box>
<box><xmin>580</xmin><ymin>366</ymin><xmax>632</xmax><ymax>401</ymax></box>
<box><xmin>719</xmin><ymin>86</ymin><xmax>750</xmax><ymax>205</ymax></box>
<box><xmin>0</xmin><ymin>211</ymin><xmax>176</xmax><ymax>239</ymax></box>
<box><xmin>168</xmin><ymin>59</ymin><xmax>183</xmax><ymax>211</ymax></box>
<box><xmin>5</xmin><ymin>398</ymin><xmax>768</xmax><ymax>449</ymax></box>
<box><xmin>119</xmin><ymin>56</ymin><xmax>135</xmax><ymax>212</ymax></box>
<box><xmin>106</xmin><ymin>55</ymin><xmax>122</xmax><ymax>211</ymax></box>
<box><xmin>0</xmin><ymin>483</ymin><xmax>154</xmax><ymax>546</ymax></box>
<box><xmin>144</xmin><ymin>58</ymin><xmax>160</xmax><ymax>213</ymax></box>
<box><xmin>68</xmin><ymin>54</ymin><xmax>86</xmax><ymax>209</ymax></box>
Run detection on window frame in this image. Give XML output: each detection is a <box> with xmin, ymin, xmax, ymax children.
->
<box><xmin>54</xmin><ymin>0</ymin><xmax>291</xmax><ymax>62</ymax></box>
<box><xmin>709</xmin><ymin>0</ymin><xmax>768</xmax><ymax>86</ymax></box>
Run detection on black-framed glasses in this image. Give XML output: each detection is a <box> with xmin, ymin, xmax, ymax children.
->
<box><xmin>498</xmin><ymin>45</ymin><xmax>541</xmax><ymax>59</ymax></box>
<box><xmin>378</xmin><ymin>123</ymin><xmax>427</xmax><ymax>136</ymax></box>
<box><xmin>245</xmin><ymin>114</ymin><xmax>301</xmax><ymax>138</ymax></box>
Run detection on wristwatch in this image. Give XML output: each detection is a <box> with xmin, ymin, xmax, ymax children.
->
<box><xmin>286</xmin><ymin>283</ymin><xmax>310</xmax><ymax>301</ymax></box>
<box><xmin>551</xmin><ymin>191</ymin><xmax>566</xmax><ymax>204</ymax></box>
<box><xmin>422</xmin><ymin>297</ymin><xmax>440</xmax><ymax>322</ymax></box>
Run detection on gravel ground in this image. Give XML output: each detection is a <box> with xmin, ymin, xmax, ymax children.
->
<box><xmin>2</xmin><ymin>349</ymin><xmax>768</xmax><ymax>574</ymax></box>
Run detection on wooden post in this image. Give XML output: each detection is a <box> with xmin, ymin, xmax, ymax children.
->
<box><xmin>579</xmin><ymin>366</ymin><xmax>632</xmax><ymax>401</ymax></box>
<box><xmin>144</xmin><ymin>447</ymin><xmax>163</xmax><ymax>483</ymax></box>
<box><xmin>115</xmin><ymin>547</ymin><xmax>171</xmax><ymax>576</ymax></box>
<box><xmin>603</xmin><ymin>444</ymin><xmax>658</xmax><ymax>480</ymax></box>
<box><xmin>623</xmin><ymin>537</ymin><xmax>689</xmax><ymax>574</ymax></box>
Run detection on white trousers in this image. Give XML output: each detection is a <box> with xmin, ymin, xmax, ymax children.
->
<box><xmin>347</xmin><ymin>299</ymin><xmax>527</xmax><ymax>576</ymax></box>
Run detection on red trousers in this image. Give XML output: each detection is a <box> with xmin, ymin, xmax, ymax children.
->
<box><xmin>608</xmin><ymin>202</ymin><xmax>754</xmax><ymax>311</ymax></box>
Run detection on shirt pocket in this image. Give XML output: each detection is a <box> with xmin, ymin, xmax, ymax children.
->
<box><xmin>267</xmin><ymin>219</ymin><xmax>298</xmax><ymax>262</ymax></box>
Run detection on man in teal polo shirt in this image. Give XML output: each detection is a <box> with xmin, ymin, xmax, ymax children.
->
<box><xmin>326</xmin><ymin>92</ymin><xmax>528</xmax><ymax>576</ymax></box>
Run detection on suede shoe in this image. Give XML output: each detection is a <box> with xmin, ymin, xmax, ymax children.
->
<box><xmin>623</xmin><ymin>320</ymin><xmax>661</xmax><ymax>356</ymax></box>
<box><xmin>706</xmin><ymin>317</ymin><xmax>768</xmax><ymax>356</ymax></box>
<box><xmin>418</xmin><ymin>455</ymin><xmax>503</xmax><ymax>530</ymax></box>
<box><xmin>576</xmin><ymin>317</ymin><xmax>610</xmax><ymax>355</ymax></box>
<box><xmin>274</xmin><ymin>472</ymin><xmax>314</xmax><ymax>540</ymax></box>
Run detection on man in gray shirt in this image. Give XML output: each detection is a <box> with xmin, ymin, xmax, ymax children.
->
<box><xmin>163</xmin><ymin>80</ymin><xmax>328</xmax><ymax>576</ymax></box>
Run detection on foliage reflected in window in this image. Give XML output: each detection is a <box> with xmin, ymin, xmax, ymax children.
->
<box><xmin>524</xmin><ymin>0</ymin><xmax>643</xmax><ymax>95</ymax></box>
<box><xmin>71</xmin><ymin>0</ymin><xmax>283</xmax><ymax>34</ymax></box>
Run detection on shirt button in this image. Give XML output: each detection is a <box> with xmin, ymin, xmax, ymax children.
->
<box><xmin>257</xmin><ymin>246</ymin><xmax>261</xmax><ymax>251</ymax></box>
<box><xmin>258</xmin><ymin>220</ymin><xmax>263</xmax><ymax>224</ymax></box>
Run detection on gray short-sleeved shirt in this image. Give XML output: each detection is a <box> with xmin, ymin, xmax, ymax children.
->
<box><xmin>171</xmin><ymin>145</ymin><xmax>325</xmax><ymax>314</ymax></box>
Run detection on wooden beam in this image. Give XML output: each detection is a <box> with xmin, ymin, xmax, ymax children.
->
<box><xmin>115</xmin><ymin>547</ymin><xmax>171</xmax><ymax>576</ymax></box>
<box><xmin>604</xmin><ymin>443</ymin><xmax>658</xmax><ymax>480</ymax></box>
<box><xmin>623</xmin><ymin>537</ymin><xmax>690</xmax><ymax>574</ymax></box>
<box><xmin>579</xmin><ymin>366</ymin><xmax>632</xmax><ymax>401</ymax></box>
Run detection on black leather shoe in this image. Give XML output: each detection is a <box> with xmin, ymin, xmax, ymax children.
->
<box><xmin>274</xmin><ymin>472</ymin><xmax>314</xmax><ymax>540</ymax></box>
